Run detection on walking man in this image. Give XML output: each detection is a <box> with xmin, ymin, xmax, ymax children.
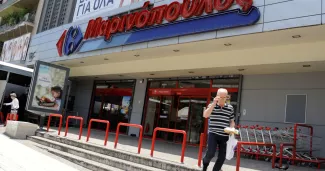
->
<box><xmin>3</xmin><ymin>93</ymin><xmax>19</xmax><ymax>120</ymax></box>
<box><xmin>202</xmin><ymin>88</ymin><xmax>235</xmax><ymax>171</ymax></box>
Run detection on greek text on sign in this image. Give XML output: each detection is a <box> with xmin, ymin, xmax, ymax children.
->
<box><xmin>73</xmin><ymin>0</ymin><xmax>144</xmax><ymax>21</ymax></box>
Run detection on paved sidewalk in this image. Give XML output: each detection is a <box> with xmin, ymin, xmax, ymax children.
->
<box><xmin>47</xmin><ymin>127</ymin><xmax>323</xmax><ymax>171</ymax></box>
<box><xmin>0</xmin><ymin>128</ymin><xmax>82</xmax><ymax>171</ymax></box>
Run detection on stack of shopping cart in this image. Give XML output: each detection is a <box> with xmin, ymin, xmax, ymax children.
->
<box><xmin>235</xmin><ymin>124</ymin><xmax>325</xmax><ymax>169</ymax></box>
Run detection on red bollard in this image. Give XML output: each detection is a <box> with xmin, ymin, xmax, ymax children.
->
<box><xmin>198</xmin><ymin>133</ymin><xmax>205</xmax><ymax>167</ymax></box>
<box><xmin>86</xmin><ymin>119</ymin><xmax>110</xmax><ymax>146</ymax></box>
<box><xmin>65</xmin><ymin>116</ymin><xmax>83</xmax><ymax>140</ymax></box>
<box><xmin>47</xmin><ymin>114</ymin><xmax>63</xmax><ymax>135</ymax></box>
<box><xmin>151</xmin><ymin>127</ymin><xmax>187</xmax><ymax>163</ymax></box>
<box><xmin>114</xmin><ymin>122</ymin><xmax>143</xmax><ymax>154</ymax></box>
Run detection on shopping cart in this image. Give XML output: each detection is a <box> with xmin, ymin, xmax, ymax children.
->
<box><xmin>236</xmin><ymin>123</ymin><xmax>325</xmax><ymax>169</ymax></box>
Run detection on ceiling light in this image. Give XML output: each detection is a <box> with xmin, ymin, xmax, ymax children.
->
<box><xmin>238</xmin><ymin>69</ymin><xmax>245</xmax><ymax>71</ymax></box>
<box><xmin>224</xmin><ymin>43</ymin><xmax>232</xmax><ymax>46</ymax></box>
<box><xmin>134</xmin><ymin>54</ymin><xmax>140</xmax><ymax>57</ymax></box>
<box><xmin>188</xmin><ymin>71</ymin><xmax>194</xmax><ymax>74</ymax></box>
<box><xmin>80</xmin><ymin>61</ymin><xmax>84</xmax><ymax>63</ymax></box>
<box><xmin>302</xmin><ymin>64</ymin><xmax>311</xmax><ymax>68</ymax></box>
<box><xmin>104</xmin><ymin>58</ymin><xmax>109</xmax><ymax>60</ymax></box>
<box><xmin>292</xmin><ymin>35</ymin><xmax>301</xmax><ymax>38</ymax></box>
<box><xmin>173</xmin><ymin>50</ymin><xmax>180</xmax><ymax>52</ymax></box>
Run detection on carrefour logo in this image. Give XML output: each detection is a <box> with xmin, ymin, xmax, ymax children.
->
<box><xmin>56</xmin><ymin>26</ymin><xmax>84</xmax><ymax>56</ymax></box>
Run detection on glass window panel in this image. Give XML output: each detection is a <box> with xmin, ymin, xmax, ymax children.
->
<box><xmin>179</xmin><ymin>80</ymin><xmax>210</xmax><ymax>88</ymax></box>
<box><xmin>144</xmin><ymin>96</ymin><xmax>160</xmax><ymax>136</ymax></box>
<box><xmin>212</xmin><ymin>78</ymin><xmax>239</xmax><ymax>88</ymax></box>
<box><xmin>149</xmin><ymin>81</ymin><xmax>177</xmax><ymax>88</ymax></box>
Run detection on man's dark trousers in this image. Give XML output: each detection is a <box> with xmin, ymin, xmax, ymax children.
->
<box><xmin>203</xmin><ymin>132</ymin><xmax>229</xmax><ymax>171</ymax></box>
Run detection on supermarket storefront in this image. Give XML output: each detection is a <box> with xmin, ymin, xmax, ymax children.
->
<box><xmin>26</xmin><ymin>0</ymin><xmax>325</xmax><ymax>150</ymax></box>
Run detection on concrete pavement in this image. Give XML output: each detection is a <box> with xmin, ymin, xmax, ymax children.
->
<box><xmin>47</xmin><ymin>127</ymin><xmax>323</xmax><ymax>171</ymax></box>
<box><xmin>0</xmin><ymin>124</ymin><xmax>323</xmax><ymax>171</ymax></box>
<box><xmin>0</xmin><ymin>125</ymin><xmax>90</xmax><ymax>171</ymax></box>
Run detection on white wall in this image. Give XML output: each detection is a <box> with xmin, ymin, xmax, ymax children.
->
<box><xmin>240</xmin><ymin>71</ymin><xmax>325</xmax><ymax>156</ymax></box>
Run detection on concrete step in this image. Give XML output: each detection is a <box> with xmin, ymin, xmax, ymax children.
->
<box><xmin>28</xmin><ymin>136</ymin><xmax>166</xmax><ymax>171</ymax></box>
<box><xmin>29</xmin><ymin>140</ymin><xmax>123</xmax><ymax>171</ymax></box>
<box><xmin>34</xmin><ymin>131</ymin><xmax>200</xmax><ymax>171</ymax></box>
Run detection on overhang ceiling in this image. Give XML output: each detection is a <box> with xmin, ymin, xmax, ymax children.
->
<box><xmin>54</xmin><ymin>25</ymin><xmax>325</xmax><ymax>79</ymax></box>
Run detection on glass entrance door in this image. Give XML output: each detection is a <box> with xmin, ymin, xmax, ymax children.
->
<box><xmin>143</xmin><ymin>95</ymin><xmax>208</xmax><ymax>144</ymax></box>
<box><xmin>175</xmin><ymin>97</ymin><xmax>207</xmax><ymax>144</ymax></box>
<box><xmin>187</xmin><ymin>98</ymin><xmax>206</xmax><ymax>144</ymax></box>
<box><xmin>143</xmin><ymin>96</ymin><xmax>160</xmax><ymax>137</ymax></box>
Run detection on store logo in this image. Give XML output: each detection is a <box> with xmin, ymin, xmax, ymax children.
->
<box><xmin>56</xmin><ymin>26</ymin><xmax>84</xmax><ymax>56</ymax></box>
<box><xmin>57</xmin><ymin>0</ymin><xmax>259</xmax><ymax>56</ymax></box>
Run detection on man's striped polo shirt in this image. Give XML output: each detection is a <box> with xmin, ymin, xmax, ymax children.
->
<box><xmin>209</xmin><ymin>103</ymin><xmax>235</xmax><ymax>136</ymax></box>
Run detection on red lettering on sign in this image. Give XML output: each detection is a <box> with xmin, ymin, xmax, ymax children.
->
<box><xmin>118</xmin><ymin>15</ymin><xmax>127</xmax><ymax>32</ymax></box>
<box><xmin>181</xmin><ymin>0</ymin><xmax>199</xmax><ymax>18</ymax></box>
<box><xmin>214</xmin><ymin>0</ymin><xmax>234</xmax><ymax>11</ymax></box>
<box><xmin>148</xmin><ymin>5</ymin><xmax>167</xmax><ymax>25</ymax></box>
<box><xmin>135</xmin><ymin>2</ymin><xmax>151</xmax><ymax>28</ymax></box>
<box><xmin>165</xmin><ymin>1</ymin><xmax>181</xmax><ymax>22</ymax></box>
<box><xmin>84</xmin><ymin>17</ymin><xmax>103</xmax><ymax>39</ymax></box>
<box><xmin>195</xmin><ymin>0</ymin><xmax>213</xmax><ymax>16</ymax></box>
<box><xmin>104</xmin><ymin>20</ymin><xmax>112</xmax><ymax>41</ymax></box>
<box><xmin>84</xmin><ymin>19</ymin><xmax>95</xmax><ymax>39</ymax></box>
<box><xmin>236</xmin><ymin>0</ymin><xmax>253</xmax><ymax>12</ymax></box>
<box><xmin>94</xmin><ymin>17</ymin><xmax>103</xmax><ymax>37</ymax></box>
<box><xmin>126</xmin><ymin>13</ymin><xmax>138</xmax><ymax>31</ymax></box>
<box><xmin>98</xmin><ymin>20</ymin><xmax>108</xmax><ymax>36</ymax></box>
<box><xmin>84</xmin><ymin>0</ymin><xmax>254</xmax><ymax>41</ymax></box>
<box><xmin>110</xmin><ymin>17</ymin><xmax>121</xmax><ymax>34</ymax></box>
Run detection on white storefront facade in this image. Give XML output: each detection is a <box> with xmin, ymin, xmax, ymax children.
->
<box><xmin>25</xmin><ymin>0</ymin><xmax>325</xmax><ymax>156</ymax></box>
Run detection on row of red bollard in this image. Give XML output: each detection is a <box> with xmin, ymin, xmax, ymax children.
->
<box><xmin>1</xmin><ymin>113</ymin><xmax>19</xmax><ymax>125</ymax></box>
<box><xmin>47</xmin><ymin>113</ymin><xmax>188</xmax><ymax>163</ymax></box>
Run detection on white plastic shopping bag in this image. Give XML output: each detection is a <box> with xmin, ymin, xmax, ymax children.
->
<box><xmin>226</xmin><ymin>135</ymin><xmax>238</xmax><ymax>160</ymax></box>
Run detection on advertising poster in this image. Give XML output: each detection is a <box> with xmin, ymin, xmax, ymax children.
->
<box><xmin>120</xmin><ymin>96</ymin><xmax>131</xmax><ymax>114</ymax></box>
<box><xmin>27</xmin><ymin>61</ymin><xmax>70</xmax><ymax>114</ymax></box>
<box><xmin>73</xmin><ymin>0</ymin><xmax>144</xmax><ymax>21</ymax></box>
<box><xmin>0</xmin><ymin>33</ymin><xmax>31</xmax><ymax>62</ymax></box>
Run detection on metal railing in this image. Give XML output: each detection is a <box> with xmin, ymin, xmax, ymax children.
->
<box><xmin>64</xmin><ymin>116</ymin><xmax>83</xmax><ymax>140</ymax></box>
<box><xmin>6</xmin><ymin>113</ymin><xmax>18</xmax><ymax>123</ymax></box>
<box><xmin>0</xmin><ymin>112</ymin><xmax>4</xmax><ymax>123</ymax></box>
<box><xmin>236</xmin><ymin>142</ymin><xmax>276</xmax><ymax>171</ymax></box>
<box><xmin>47</xmin><ymin>113</ymin><xmax>63</xmax><ymax>135</ymax></box>
<box><xmin>114</xmin><ymin>122</ymin><xmax>143</xmax><ymax>154</ymax></box>
<box><xmin>151</xmin><ymin>127</ymin><xmax>187</xmax><ymax>163</ymax></box>
<box><xmin>86</xmin><ymin>119</ymin><xmax>110</xmax><ymax>146</ymax></box>
<box><xmin>197</xmin><ymin>133</ymin><xmax>205</xmax><ymax>167</ymax></box>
